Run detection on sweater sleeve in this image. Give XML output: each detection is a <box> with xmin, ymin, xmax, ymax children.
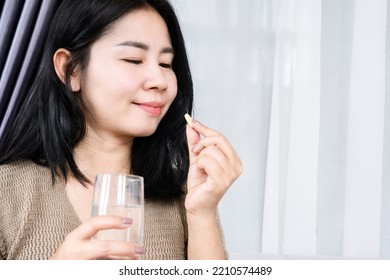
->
<box><xmin>0</xmin><ymin>166</ymin><xmax>8</xmax><ymax>260</ymax></box>
<box><xmin>216</xmin><ymin>211</ymin><xmax>229</xmax><ymax>259</ymax></box>
<box><xmin>177</xmin><ymin>196</ymin><xmax>229</xmax><ymax>259</ymax></box>
<box><xmin>0</xmin><ymin>234</ymin><xmax>6</xmax><ymax>260</ymax></box>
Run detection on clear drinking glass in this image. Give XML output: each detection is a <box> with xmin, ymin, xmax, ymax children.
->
<box><xmin>91</xmin><ymin>174</ymin><xmax>144</xmax><ymax>245</ymax></box>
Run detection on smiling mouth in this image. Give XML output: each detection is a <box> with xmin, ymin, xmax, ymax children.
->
<box><xmin>133</xmin><ymin>102</ymin><xmax>163</xmax><ymax>116</ymax></box>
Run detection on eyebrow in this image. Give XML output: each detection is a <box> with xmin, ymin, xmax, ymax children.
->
<box><xmin>116</xmin><ymin>40</ymin><xmax>174</xmax><ymax>55</ymax></box>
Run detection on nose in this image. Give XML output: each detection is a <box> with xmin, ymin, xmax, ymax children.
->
<box><xmin>142</xmin><ymin>63</ymin><xmax>168</xmax><ymax>92</ymax></box>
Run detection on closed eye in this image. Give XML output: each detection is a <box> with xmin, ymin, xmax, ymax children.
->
<box><xmin>160</xmin><ymin>63</ymin><xmax>172</xmax><ymax>69</ymax></box>
<box><xmin>123</xmin><ymin>59</ymin><xmax>142</xmax><ymax>65</ymax></box>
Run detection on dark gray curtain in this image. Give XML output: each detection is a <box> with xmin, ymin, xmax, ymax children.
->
<box><xmin>0</xmin><ymin>0</ymin><xmax>61</xmax><ymax>139</ymax></box>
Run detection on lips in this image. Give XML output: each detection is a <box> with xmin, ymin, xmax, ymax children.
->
<box><xmin>133</xmin><ymin>101</ymin><xmax>163</xmax><ymax>116</ymax></box>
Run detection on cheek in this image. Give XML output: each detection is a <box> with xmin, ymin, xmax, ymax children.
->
<box><xmin>83</xmin><ymin>63</ymin><xmax>136</xmax><ymax>100</ymax></box>
<box><xmin>80</xmin><ymin>74</ymin><xmax>130</xmax><ymax>120</ymax></box>
<box><xmin>168</xmin><ymin>74</ymin><xmax>178</xmax><ymax>103</ymax></box>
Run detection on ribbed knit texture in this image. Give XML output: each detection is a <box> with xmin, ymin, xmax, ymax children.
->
<box><xmin>0</xmin><ymin>160</ymin><xmax>188</xmax><ymax>259</ymax></box>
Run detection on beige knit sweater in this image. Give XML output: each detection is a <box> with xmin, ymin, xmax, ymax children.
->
<box><xmin>0</xmin><ymin>160</ymin><xmax>189</xmax><ymax>260</ymax></box>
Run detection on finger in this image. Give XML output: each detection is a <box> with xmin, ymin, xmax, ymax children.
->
<box><xmin>72</xmin><ymin>215</ymin><xmax>132</xmax><ymax>240</ymax></box>
<box><xmin>189</xmin><ymin>119</ymin><xmax>242</xmax><ymax>176</ymax></box>
<box><xmin>197</xmin><ymin>145</ymin><xmax>231</xmax><ymax>173</ymax></box>
<box><xmin>196</xmin><ymin>155</ymin><xmax>234</xmax><ymax>191</ymax></box>
<box><xmin>192</xmin><ymin>137</ymin><xmax>242</xmax><ymax>178</ymax></box>
<box><xmin>105</xmin><ymin>255</ymin><xmax>140</xmax><ymax>260</ymax></box>
<box><xmin>186</xmin><ymin>124</ymin><xmax>201</xmax><ymax>165</ymax></box>
<box><xmin>197</xmin><ymin>145</ymin><xmax>242</xmax><ymax>186</ymax></box>
<box><xmin>88</xmin><ymin>241</ymin><xmax>144</xmax><ymax>260</ymax></box>
<box><xmin>191</xmin><ymin>120</ymin><xmax>239</xmax><ymax>156</ymax></box>
<box><xmin>192</xmin><ymin>135</ymin><xmax>240</xmax><ymax>164</ymax></box>
<box><xmin>191</xmin><ymin>119</ymin><xmax>220</xmax><ymax>137</ymax></box>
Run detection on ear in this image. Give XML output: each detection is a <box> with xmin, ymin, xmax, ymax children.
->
<box><xmin>53</xmin><ymin>48</ymin><xmax>81</xmax><ymax>92</ymax></box>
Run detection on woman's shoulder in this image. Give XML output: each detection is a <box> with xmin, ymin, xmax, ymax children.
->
<box><xmin>1</xmin><ymin>159</ymin><xmax>35</xmax><ymax>171</ymax></box>
<box><xmin>0</xmin><ymin>159</ymin><xmax>48</xmax><ymax>175</ymax></box>
<box><xmin>0</xmin><ymin>160</ymin><xmax>51</xmax><ymax>190</ymax></box>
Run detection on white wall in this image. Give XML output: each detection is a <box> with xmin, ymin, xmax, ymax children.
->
<box><xmin>171</xmin><ymin>0</ymin><xmax>271</xmax><ymax>254</ymax></box>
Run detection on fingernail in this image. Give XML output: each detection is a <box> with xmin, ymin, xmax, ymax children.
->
<box><xmin>192</xmin><ymin>119</ymin><xmax>202</xmax><ymax>127</ymax></box>
<box><xmin>135</xmin><ymin>246</ymin><xmax>144</xmax><ymax>254</ymax></box>
<box><xmin>121</xmin><ymin>217</ymin><xmax>133</xmax><ymax>225</ymax></box>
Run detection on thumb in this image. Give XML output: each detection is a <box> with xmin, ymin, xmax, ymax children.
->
<box><xmin>186</xmin><ymin>124</ymin><xmax>200</xmax><ymax>165</ymax></box>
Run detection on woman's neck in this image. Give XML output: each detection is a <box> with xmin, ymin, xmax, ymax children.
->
<box><xmin>73</xmin><ymin>129</ymin><xmax>133</xmax><ymax>182</ymax></box>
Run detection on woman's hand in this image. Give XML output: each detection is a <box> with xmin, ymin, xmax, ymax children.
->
<box><xmin>185</xmin><ymin>119</ymin><xmax>242</xmax><ymax>217</ymax></box>
<box><xmin>49</xmin><ymin>215</ymin><xmax>144</xmax><ymax>260</ymax></box>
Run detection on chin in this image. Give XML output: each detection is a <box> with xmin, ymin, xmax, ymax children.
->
<box><xmin>133</xmin><ymin>127</ymin><xmax>158</xmax><ymax>138</ymax></box>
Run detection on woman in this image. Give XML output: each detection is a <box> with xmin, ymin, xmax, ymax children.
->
<box><xmin>0</xmin><ymin>0</ymin><xmax>242</xmax><ymax>260</ymax></box>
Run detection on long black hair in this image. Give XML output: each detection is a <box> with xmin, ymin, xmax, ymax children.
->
<box><xmin>0</xmin><ymin>0</ymin><xmax>193</xmax><ymax>200</ymax></box>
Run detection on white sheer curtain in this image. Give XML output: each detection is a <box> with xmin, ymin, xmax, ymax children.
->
<box><xmin>171</xmin><ymin>0</ymin><xmax>389</xmax><ymax>259</ymax></box>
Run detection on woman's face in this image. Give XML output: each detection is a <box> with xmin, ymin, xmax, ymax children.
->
<box><xmin>79</xmin><ymin>8</ymin><xmax>177</xmax><ymax>142</ymax></box>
